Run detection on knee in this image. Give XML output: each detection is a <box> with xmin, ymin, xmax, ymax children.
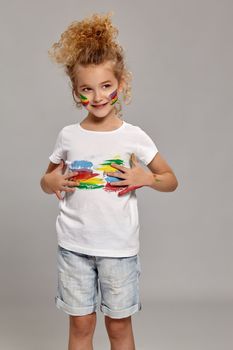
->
<box><xmin>69</xmin><ymin>312</ymin><xmax>96</xmax><ymax>338</ymax></box>
<box><xmin>105</xmin><ymin>315</ymin><xmax>132</xmax><ymax>339</ymax></box>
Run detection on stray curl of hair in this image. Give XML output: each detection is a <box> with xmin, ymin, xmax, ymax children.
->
<box><xmin>48</xmin><ymin>12</ymin><xmax>132</xmax><ymax>117</ymax></box>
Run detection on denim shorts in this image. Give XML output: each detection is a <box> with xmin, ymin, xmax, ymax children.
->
<box><xmin>55</xmin><ymin>245</ymin><xmax>142</xmax><ymax>319</ymax></box>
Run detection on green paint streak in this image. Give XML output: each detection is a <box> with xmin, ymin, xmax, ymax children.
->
<box><xmin>102</xmin><ymin>159</ymin><xmax>124</xmax><ymax>165</ymax></box>
<box><xmin>76</xmin><ymin>183</ymin><xmax>104</xmax><ymax>189</ymax></box>
<box><xmin>79</xmin><ymin>93</ymin><xmax>88</xmax><ymax>101</ymax></box>
<box><xmin>110</xmin><ymin>98</ymin><xmax>118</xmax><ymax>105</ymax></box>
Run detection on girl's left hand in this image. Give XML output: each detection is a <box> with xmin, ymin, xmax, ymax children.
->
<box><xmin>106</xmin><ymin>153</ymin><xmax>152</xmax><ymax>196</ymax></box>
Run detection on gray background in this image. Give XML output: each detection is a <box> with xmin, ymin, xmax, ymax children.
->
<box><xmin>1</xmin><ymin>0</ymin><xmax>232</xmax><ymax>349</ymax></box>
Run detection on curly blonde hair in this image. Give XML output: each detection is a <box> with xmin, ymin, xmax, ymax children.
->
<box><xmin>48</xmin><ymin>11</ymin><xmax>132</xmax><ymax>117</ymax></box>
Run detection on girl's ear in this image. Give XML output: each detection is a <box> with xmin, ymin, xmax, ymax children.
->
<box><xmin>73</xmin><ymin>88</ymin><xmax>80</xmax><ymax>100</ymax></box>
<box><xmin>72</xmin><ymin>88</ymin><xmax>81</xmax><ymax>103</ymax></box>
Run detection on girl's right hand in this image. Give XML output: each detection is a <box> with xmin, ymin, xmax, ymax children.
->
<box><xmin>44</xmin><ymin>161</ymin><xmax>80</xmax><ymax>200</ymax></box>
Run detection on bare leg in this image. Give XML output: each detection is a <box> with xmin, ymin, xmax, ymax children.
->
<box><xmin>105</xmin><ymin>315</ymin><xmax>136</xmax><ymax>350</ymax></box>
<box><xmin>68</xmin><ymin>312</ymin><xmax>97</xmax><ymax>350</ymax></box>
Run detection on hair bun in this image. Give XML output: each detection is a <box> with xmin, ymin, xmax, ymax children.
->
<box><xmin>48</xmin><ymin>12</ymin><xmax>119</xmax><ymax>66</ymax></box>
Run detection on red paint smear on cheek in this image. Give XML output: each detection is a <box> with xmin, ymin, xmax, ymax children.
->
<box><xmin>81</xmin><ymin>100</ymin><xmax>89</xmax><ymax>107</ymax></box>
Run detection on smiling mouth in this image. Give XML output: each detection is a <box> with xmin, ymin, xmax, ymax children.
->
<box><xmin>92</xmin><ymin>102</ymin><xmax>108</xmax><ymax>108</ymax></box>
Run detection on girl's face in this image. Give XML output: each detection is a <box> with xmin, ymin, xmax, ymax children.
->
<box><xmin>75</xmin><ymin>61</ymin><xmax>123</xmax><ymax>119</ymax></box>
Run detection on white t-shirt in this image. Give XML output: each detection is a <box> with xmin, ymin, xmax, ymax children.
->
<box><xmin>49</xmin><ymin>120</ymin><xmax>158</xmax><ymax>257</ymax></box>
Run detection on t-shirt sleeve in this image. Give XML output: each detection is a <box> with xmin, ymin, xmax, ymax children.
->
<box><xmin>136</xmin><ymin>127</ymin><xmax>159</xmax><ymax>166</ymax></box>
<box><xmin>49</xmin><ymin>129</ymin><xmax>66</xmax><ymax>164</ymax></box>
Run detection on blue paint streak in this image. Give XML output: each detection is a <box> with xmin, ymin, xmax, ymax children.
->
<box><xmin>69</xmin><ymin>160</ymin><xmax>93</xmax><ymax>170</ymax></box>
<box><xmin>105</xmin><ymin>176</ymin><xmax>122</xmax><ymax>183</ymax></box>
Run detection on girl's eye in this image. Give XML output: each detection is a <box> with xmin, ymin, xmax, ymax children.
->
<box><xmin>82</xmin><ymin>84</ymin><xmax>111</xmax><ymax>92</ymax></box>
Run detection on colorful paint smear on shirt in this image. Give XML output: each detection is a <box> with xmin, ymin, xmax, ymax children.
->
<box><xmin>67</xmin><ymin>156</ymin><xmax>127</xmax><ymax>193</ymax></box>
<box><xmin>97</xmin><ymin>155</ymin><xmax>127</xmax><ymax>193</ymax></box>
<box><xmin>68</xmin><ymin>160</ymin><xmax>104</xmax><ymax>189</ymax></box>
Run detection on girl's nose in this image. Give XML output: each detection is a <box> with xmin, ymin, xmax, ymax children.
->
<box><xmin>93</xmin><ymin>90</ymin><xmax>103</xmax><ymax>103</ymax></box>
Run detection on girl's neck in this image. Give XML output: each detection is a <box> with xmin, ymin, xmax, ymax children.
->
<box><xmin>80</xmin><ymin>111</ymin><xmax>123</xmax><ymax>132</ymax></box>
<box><xmin>80</xmin><ymin>116</ymin><xmax>123</xmax><ymax>132</ymax></box>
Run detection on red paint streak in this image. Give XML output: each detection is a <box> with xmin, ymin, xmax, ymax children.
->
<box><xmin>70</xmin><ymin>170</ymin><xmax>99</xmax><ymax>181</ymax></box>
<box><xmin>118</xmin><ymin>185</ymin><xmax>143</xmax><ymax>196</ymax></box>
<box><xmin>104</xmin><ymin>182</ymin><xmax>126</xmax><ymax>193</ymax></box>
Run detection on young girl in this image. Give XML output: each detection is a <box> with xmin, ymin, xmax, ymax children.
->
<box><xmin>40</xmin><ymin>12</ymin><xmax>178</xmax><ymax>350</ymax></box>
